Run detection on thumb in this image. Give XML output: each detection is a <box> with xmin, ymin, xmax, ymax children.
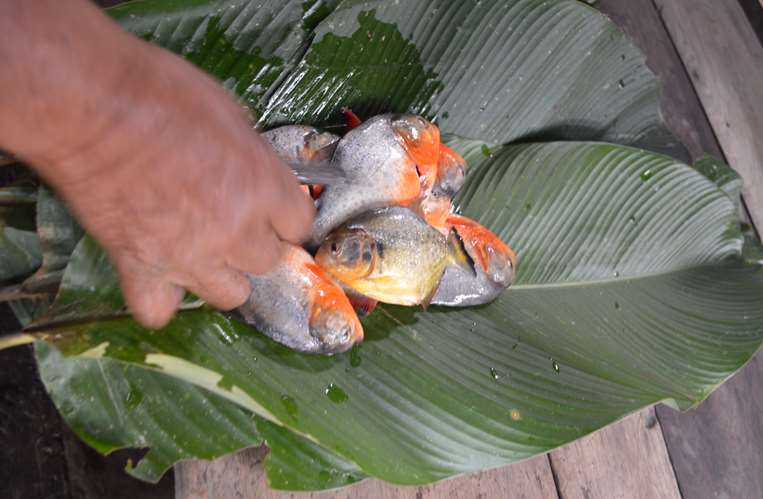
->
<box><xmin>116</xmin><ymin>258</ymin><xmax>184</xmax><ymax>329</ymax></box>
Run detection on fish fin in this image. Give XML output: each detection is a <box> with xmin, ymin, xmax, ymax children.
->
<box><xmin>347</xmin><ymin>293</ymin><xmax>378</xmax><ymax>317</ymax></box>
<box><xmin>420</xmin><ymin>277</ymin><xmax>442</xmax><ymax>311</ymax></box>
<box><xmin>447</xmin><ymin>227</ymin><xmax>477</xmax><ymax>277</ymax></box>
<box><xmin>341</xmin><ymin>107</ymin><xmax>363</xmax><ymax>129</ymax></box>
<box><xmin>309</xmin><ymin>143</ymin><xmax>339</xmax><ymax>164</ymax></box>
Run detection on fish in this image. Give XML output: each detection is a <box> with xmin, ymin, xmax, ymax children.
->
<box><xmin>434</xmin><ymin>144</ymin><xmax>467</xmax><ymax>198</ymax></box>
<box><xmin>315</xmin><ymin>207</ymin><xmax>473</xmax><ymax>306</ymax></box>
<box><xmin>262</xmin><ymin>125</ymin><xmax>340</xmax><ymax>197</ymax></box>
<box><xmin>262</xmin><ymin>125</ymin><xmax>339</xmax><ymax>163</ymax></box>
<box><xmin>414</xmin><ymin>144</ymin><xmax>467</xmax><ymax>232</ymax></box>
<box><xmin>235</xmin><ymin>245</ymin><xmax>363</xmax><ymax>354</ymax></box>
<box><xmin>341</xmin><ymin>284</ymin><xmax>379</xmax><ymax>317</ymax></box>
<box><xmin>310</xmin><ymin>114</ymin><xmax>441</xmax><ymax>245</ymax></box>
<box><xmin>431</xmin><ymin>215</ymin><xmax>516</xmax><ymax>307</ymax></box>
<box><xmin>341</xmin><ymin>106</ymin><xmax>363</xmax><ymax>130</ymax></box>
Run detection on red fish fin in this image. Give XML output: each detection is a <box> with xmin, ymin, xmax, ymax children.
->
<box><xmin>341</xmin><ymin>107</ymin><xmax>363</xmax><ymax>130</ymax></box>
<box><xmin>347</xmin><ymin>292</ymin><xmax>378</xmax><ymax>317</ymax></box>
<box><xmin>309</xmin><ymin>184</ymin><xmax>325</xmax><ymax>199</ymax></box>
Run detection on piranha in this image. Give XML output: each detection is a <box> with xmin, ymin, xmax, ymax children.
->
<box><xmin>262</xmin><ymin>125</ymin><xmax>339</xmax><ymax>198</ymax></box>
<box><xmin>434</xmin><ymin>144</ymin><xmax>467</xmax><ymax>198</ymax></box>
<box><xmin>315</xmin><ymin>207</ymin><xmax>473</xmax><ymax>306</ymax></box>
<box><xmin>416</xmin><ymin>143</ymin><xmax>468</xmax><ymax>232</ymax></box>
<box><xmin>431</xmin><ymin>215</ymin><xmax>516</xmax><ymax>306</ymax></box>
<box><xmin>310</xmin><ymin>114</ymin><xmax>441</xmax><ymax>245</ymax></box>
<box><xmin>235</xmin><ymin>245</ymin><xmax>363</xmax><ymax>354</ymax></box>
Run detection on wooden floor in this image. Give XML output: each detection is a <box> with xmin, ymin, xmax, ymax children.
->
<box><xmin>1</xmin><ymin>1</ymin><xmax>761</xmax><ymax>498</ymax></box>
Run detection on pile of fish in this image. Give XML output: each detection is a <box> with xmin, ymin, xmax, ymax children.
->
<box><xmin>235</xmin><ymin>112</ymin><xmax>516</xmax><ymax>354</ymax></box>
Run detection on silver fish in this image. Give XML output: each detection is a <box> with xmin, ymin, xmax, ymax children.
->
<box><xmin>235</xmin><ymin>245</ymin><xmax>363</xmax><ymax>354</ymax></box>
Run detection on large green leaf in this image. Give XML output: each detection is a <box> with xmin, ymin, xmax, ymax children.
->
<box><xmin>0</xmin><ymin>226</ymin><xmax>41</xmax><ymax>283</ymax></box>
<box><xmin>35</xmin><ymin>342</ymin><xmax>263</xmax><ymax>482</ymax></box>
<box><xmin>35</xmin><ymin>339</ymin><xmax>365</xmax><ymax>489</ymax></box>
<box><xmin>108</xmin><ymin>0</ymin><xmax>340</xmax><ymax>110</ymax></box>
<box><xmin>260</xmin><ymin>0</ymin><xmax>686</xmax><ymax>159</ymax></box>
<box><xmin>256</xmin><ymin>418</ymin><xmax>365</xmax><ymax>490</ymax></box>
<box><xmin>17</xmin><ymin>0</ymin><xmax>762</xmax><ymax>491</ymax></box>
<box><xmin>109</xmin><ymin>0</ymin><xmax>684</xmax><ymax>158</ymax></box>
<box><xmin>21</xmin><ymin>186</ymin><xmax>83</xmax><ymax>294</ymax></box>
<box><xmin>34</xmin><ymin>143</ymin><xmax>763</xmax><ymax>488</ymax></box>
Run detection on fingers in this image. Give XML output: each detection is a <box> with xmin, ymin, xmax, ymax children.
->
<box><xmin>183</xmin><ymin>264</ymin><xmax>251</xmax><ymax>311</ymax></box>
<box><xmin>117</xmin><ymin>260</ymin><xmax>184</xmax><ymax>329</ymax></box>
<box><xmin>255</xmin><ymin>140</ymin><xmax>315</xmax><ymax>244</ymax></box>
<box><xmin>226</xmin><ymin>221</ymin><xmax>282</xmax><ymax>275</ymax></box>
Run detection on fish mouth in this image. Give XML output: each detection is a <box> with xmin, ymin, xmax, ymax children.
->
<box><xmin>390</xmin><ymin>114</ymin><xmax>441</xmax><ymax>177</ymax></box>
<box><xmin>435</xmin><ymin>144</ymin><xmax>467</xmax><ymax>197</ymax></box>
<box><xmin>308</xmin><ymin>308</ymin><xmax>363</xmax><ymax>354</ymax></box>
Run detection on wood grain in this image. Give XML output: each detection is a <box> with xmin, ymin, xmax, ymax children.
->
<box><xmin>595</xmin><ymin>0</ymin><xmax>722</xmax><ymax>161</ymax></box>
<box><xmin>656</xmin><ymin>353</ymin><xmax>763</xmax><ymax>499</ymax></box>
<box><xmin>549</xmin><ymin>408</ymin><xmax>681</xmax><ymax>499</ymax></box>
<box><xmin>647</xmin><ymin>3</ymin><xmax>763</xmax><ymax>495</ymax></box>
<box><xmin>175</xmin><ymin>450</ymin><xmax>558</xmax><ymax>499</ymax></box>
<box><xmin>653</xmin><ymin>0</ymin><xmax>763</xmax><ymax>229</ymax></box>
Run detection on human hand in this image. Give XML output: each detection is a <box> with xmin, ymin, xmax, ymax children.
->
<box><xmin>0</xmin><ymin>1</ymin><xmax>314</xmax><ymax>328</ymax></box>
<box><xmin>61</xmin><ymin>50</ymin><xmax>313</xmax><ymax>328</ymax></box>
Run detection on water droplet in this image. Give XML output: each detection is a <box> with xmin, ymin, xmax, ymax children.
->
<box><xmin>280</xmin><ymin>394</ymin><xmax>298</xmax><ymax>418</ymax></box>
<box><xmin>512</xmin><ymin>343</ymin><xmax>519</xmax><ymax>350</ymax></box>
<box><xmin>490</xmin><ymin>368</ymin><xmax>500</xmax><ymax>380</ymax></box>
<box><xmin>614</xmin><ymin>301</ymin><xmax>620</xmax><ymax>310</ymax></box>
<box><xmin>325</xmin><ymin>383</ymin><xmax>348</xmax><ymax>404</ymax></box>
<box><xmin>618</xmin><ymin>79</ymin><xmax>626</xmax><ymax>88</ymax></box>
<box><xmin>349</xmin><ymin>346</ymin><xmax>362</xmax><ymax>367</ymax></box>
<box><xmin>217</xmin><ymin>327</ymin><xmax>240</xmax><ymax>345</ymax></box>
<box><xmin>481</xmin><ymin>144</ymin><xmax>492</xmax><ymax>158</ymax></box>
<box><xmin>628</xmin><ymin>215</ymin><xmax>637</xmax><ymax>224</ymax></box>
<box><xmin>551</xmin><ymin>359</ymin><xmax>560</xmax><ymax>373</ymax></box>
<box><xmin>640</xmin><ymin>169</ymin><xmax>653</xmax><ymax>182</ymax></box>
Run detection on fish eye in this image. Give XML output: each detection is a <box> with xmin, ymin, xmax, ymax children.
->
<box><xmin>331</xmin><ymin>241</ymin><xmax>338</xmax><ymax>253</ymax></box>
<box><xmin>362</xmin><ymin>247</ymin><xmax>373</xmax><ymax>263</ymax></box>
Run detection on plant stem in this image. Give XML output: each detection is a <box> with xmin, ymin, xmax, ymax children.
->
<box><xmin>0</xmin><ymin>285</ymin><xmax>48</xmax><ymax>302</ymax></box>
<box><xmin>0</xmin><ymin>333</ymin><xmax>35</xmax><ymax>351</ymax></box>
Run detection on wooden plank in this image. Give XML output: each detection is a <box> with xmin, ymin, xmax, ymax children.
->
<box><xmin>538</xmin><ymin>2</ymin><xmax>713</xmax><ymax>497</ymax></box>
<box><xmin>175</xmin><ymin>450</ymin><xmax>558</xmax><ymax>499</ymax></box>
<box><xmin>595</xmin><ymin>0</ymin><xmax>723</xmax><ymax>161</ymax></box>
<box><xmin>653</xmin><ymin>0</ymin><xmax>763</xmax><ymax>229</ymax></box>
<box><xmin>738</xmin><ymin>0</ymin><xmax>763</xmax><ymax>46</ymax></box>
<box><xmin>549</xmin><ymin>408</ymin><xmax>681</xmax><ymax>499</ymax></box>
<box><xmin>656</xmin><ymin>353</ymin><xmax>763</xmax><ymax>499</ymax></box>
<box><xmin>645</xmin><ymin>2</ymin><xmax>763</xmax><ymax>498</ymax></box>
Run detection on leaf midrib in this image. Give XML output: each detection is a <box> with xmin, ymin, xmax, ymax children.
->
<box><xmin>511</xmin><ymin>256</ymin><xmax>744</xmax><ymax>291</ymax></box>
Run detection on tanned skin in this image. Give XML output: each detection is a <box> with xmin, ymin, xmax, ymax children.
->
<box><xmin>0</xmin><ymin>0</ymin><xmax>315</xmax><ymax>328</ymax></box>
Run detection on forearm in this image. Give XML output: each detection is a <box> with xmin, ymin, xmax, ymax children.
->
<box><xmin>0</xmin><ymin>0</ymin><xmax>150</xmax><ymax>184</ymax></box>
